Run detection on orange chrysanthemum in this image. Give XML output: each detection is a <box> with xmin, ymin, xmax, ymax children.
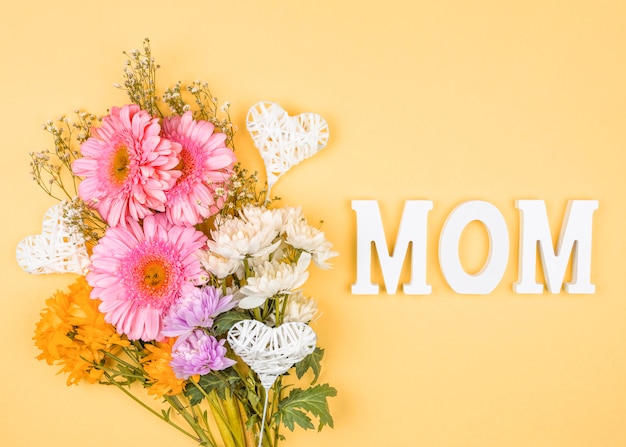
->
<box><xmin>142</xmin><ymin>338</ymin><xmax>186</xmax><ymax>397</ymax></box>
<box><xmin>33</xmin><ymin>276</ymin><xmax>129</xmax><ymax>385</ymax></box>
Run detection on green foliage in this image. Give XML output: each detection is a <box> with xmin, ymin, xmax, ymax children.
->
<box><xmin>186</xmin><ymin>368</ymin><xmax>242</xmax><ymax>405</ymax></box>
<box><xmin>295</xmin><ymin>347</ymin><xmax>325</xmax><ymax>385</ymax></box>
<box><xmin>213</xmin><ymin>310</ymin><xmax>250</xmax><ymax>336</ymax></box>
<box><xmin>99</xmin><ymin>350</ymin><xmax>148</xmax><ymax>387</ymax></box>
<box><xmin>274</xmin><ymin>384</ymin><xmax>337</xmax><ymax>432</ymax></box>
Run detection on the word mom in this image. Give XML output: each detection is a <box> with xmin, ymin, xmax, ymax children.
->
<box><xmin>351</xmin><ymin>200</ymin><xmax>599</xmax><ymax>295</ymax></box>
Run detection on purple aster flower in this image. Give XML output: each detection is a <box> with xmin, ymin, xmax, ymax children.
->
<box><xmin>162</xmin><ymin>286</ymin><xmax>236</xmax><ymax>337</ymax></box>
<box><xmin>170</xmin><ymin>329</ymin><xmax>236</xmax><ymax>379</ymax></box>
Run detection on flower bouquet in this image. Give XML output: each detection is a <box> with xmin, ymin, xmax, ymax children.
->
<box><xmin>20</xmin><ymin>39</ymin><xmax>336</xmax><ymax>447</ymax></box>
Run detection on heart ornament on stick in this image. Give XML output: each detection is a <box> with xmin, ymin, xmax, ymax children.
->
<box><xmin>227</xmin><ymin>319</ymin><xmax>317</xmax><ymax>389</ymax></box>
<box><xmin>246</xmin><ymin>101</ymin><xmax>329</xmax><ymax>195</ymax></box>
<box><xmin>16</xmin><ymin>203</ymin><xmax>90</xmax><ymax>275</ymax></box>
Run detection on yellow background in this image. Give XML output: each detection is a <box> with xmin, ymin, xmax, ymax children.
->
<box><xmin>2</xmin><ymin>1</ymin><xmax>626</xmax><ymax>446</ymax></box>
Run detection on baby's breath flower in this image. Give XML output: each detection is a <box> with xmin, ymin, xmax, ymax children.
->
<box><xmin>119</xmin><ymin>38</ymin><xmax>160</xmax><ymax>116</ymax></box>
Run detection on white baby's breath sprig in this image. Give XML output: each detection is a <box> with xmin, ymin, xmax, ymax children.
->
<box><xmin>117</xmin><ymin>38</ymin><xmax>161</xmax><ymax>117</ymax></box>
<box><xmin>30</xmin><ymin>112</ymin><xmax>99</xmax><ymax>203</ymax></box>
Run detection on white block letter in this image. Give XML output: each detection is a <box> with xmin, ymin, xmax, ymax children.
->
<box><xmin>352</xmin><ymin>200</ymin><xmax>433</xmax><ymax>295</ymax></box>
<box><xmin>439</xmin><ymin>201</ymin><xmax>509</xmax><ymax>294</ymax></box>
<box><xmin>514</xmin><ymin>200</ymin><xmax>598</xmax><ymax>294</ymax></box>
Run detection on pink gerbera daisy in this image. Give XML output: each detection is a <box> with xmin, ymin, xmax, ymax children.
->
<box><xmin>161</xmin><ymin>111</ymin><xmax>236</xmax><ymax>226</ymax></box>
<box><xmin>73</xmin><ymin>104</ymin><xmax>182</xmax><ymax>227</ymax></box>
<box><xmin>86</xmin><ymin>213</ymin><xmax>207</xmax><ymax>341</ymax></box>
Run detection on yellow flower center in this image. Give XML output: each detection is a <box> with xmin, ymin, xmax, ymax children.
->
<box><xmin>175</xmin><ymin>156</ymin><xmax>185</xmax><ymax>172</ymax></box>
<box><xmin>143</xmin><ymin>260</ymin><xmax>169</xmax><ymax>296</ymax></box>
<box><xmin>111</xmin><ymin>145</ymin><xmax>130</xmax><ymax>184</ymax></box>
<box><xmin>173</xmin><ymin>148</ymin><xmax>195</xmax><ymax>183</ymax></box>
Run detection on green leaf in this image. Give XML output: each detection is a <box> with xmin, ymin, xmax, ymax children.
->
<box><xmin>213</xmin><ymin>310</ymin><xmax>249</xmax><ymax>336</ymax></box>
<box><xmin>185</xmin><ymin>368</ymin><xmax>241</xmax><ymax>405</ymax></box>
<box><xmin>186</xmin><ymin>375</ymin><xmax>222</xmax><ymax>406</ymax></box>
<box><xmin>245</xmin><ymin>413</ymin><xmax>260</xmax><ymax>430</ymax></box>
<box><xmin>274</xmin><ymin>384</ymin><xmax>337</xmax><ymax>432</ymax></box>
<box><xmin>295</xmin><ymin>347</ymin><xmax>324</xmax><ymax>384</ymax></box>
<box><xmin>161</xmin><ymin>408</ymin><xmax>171</xmax><ymax>421</ymax></box>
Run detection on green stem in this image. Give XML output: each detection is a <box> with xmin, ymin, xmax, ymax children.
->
<box><xmin>103</xmin><ymin>350</ymin><xmax>143</xmax><ymax>373</ymax></box>
<box><xmin>271</xmin><ymin>378</ymin><xmax>283</xmax><ymax>447</ymax></box>
<box><xmin>243</xmin><ymin>258</ymin><xmax>253</xmax><ymax>279</ymax></box>
<box><xmin>191</xmin><ymin>401</ymin><xmax>218</xmax><ymax>446</ymax></box>
<box><xmin>191</xmin><ymin>382</ymin><xmax>239</xmax><ymax>447</ymax></box>
<box><xmin>253</xmin><ymin>307</ymin><xmax>262</xmax><ymax>322</ymax></box>
<box><xmin>103</xmin><ymin>372</ymin><xmax>199</xmax><ymax>443</ymax></box>
<box><xmin>165</xmin><ymin>395</ymin><xmax>217</xmax><ymax>447</ymax></box>
<box><xmin>236</xmin><ymin>398</ymin><xmax>256</xmax><ymax>447</ymax></box>
<box><xmin>223</xmin><ymin>389</ymin><xmax>246</xmax><ymax>447</ymax></box>
<box><xmin>208</xmin><ymin>395</ymin><xmax>237</xmax><ymax>447</ymax></box>
<box><xmin>277</xmin><ymin>294</ymin><xmax>289</xmax><ymax>326</ymax></box>
<box><xmin>95</xmin><ymin>364</ymin><xmax>146</xmax><ymax>381</ymax></box>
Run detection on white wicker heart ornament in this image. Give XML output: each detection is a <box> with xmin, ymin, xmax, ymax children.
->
<box><xmin>246</xmin><ymin>101</ymin><xmax>329</xmax><ymax>195</ymax></box>
<box><xmin>227</xmin><ymin>320</ymin><xmax>316</xmax><ymax>447</ymax></box>
<box><xmin>227</xmin><ymin>319</ymin><xmax>317</xmax><ymax>389</ymax></box>
<box><xmin>16</xmin><ymin>203</ymin><xmax>90</xmax><ymax>275</ymax></box>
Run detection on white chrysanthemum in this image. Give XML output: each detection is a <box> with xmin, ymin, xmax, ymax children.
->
<box><xmin>310</xmin><ymin>240</ymin><xmax>339</xmax><ymax>270</ymax></box>
<box><xmin>240</xmin><ymin>204</ymin><xmax>284</xmax><ymax>232</ymax></box>
<box><xmin>208</xmin><ymin>205</ymin><xmax>281</xmax><ymax>260</ymax></box>
<box><xmin>268</xmin><ymin>291</ymin><xmax>318</xmax><ymax>325</ymax></box>
<box><xmin>238</xmin><ymin>252</ymin><xmax>312</xmax><ymax>309</ymax></box>
<box><xmin>284</xmin><ymin>218</ymin><xmax>338</xmax><ymax>269</ymax></box>
<box><xmin>283</xmin><ymin>292</ymin><xmax>318</xmax><ymax>323</ymax></box>
<box><xmin>277</xmin><ymin>206</ymin><xmax>305</xmax><ymax>234</ymax></box>
<box><xmin>200</xmin><ymin>252</ymin><xmax>243</xmax><ymax>279</ymax></box>
<box><xmin>285</xmin><ymin>218</ymin><xmax>326</xmax><ymax>251</ymax></box>
<box><xmin>226</xmin><ymin>286</ymin><xmax>244</xmax><ymax>301</ymax></box>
